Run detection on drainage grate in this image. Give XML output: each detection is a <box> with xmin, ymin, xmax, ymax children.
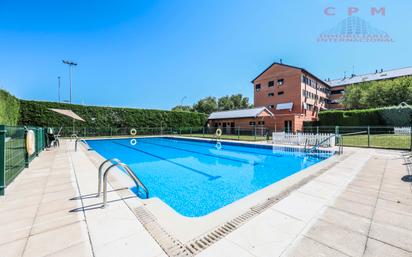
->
<box><xmin>133</xmin><ymin>206</ymin><xmax>193</xmax><ymax>257</ymax></box>
<box><xmin>132</xmin><ymin>154</ymin><xmax>349</xmax><ymax>256</ymax></box>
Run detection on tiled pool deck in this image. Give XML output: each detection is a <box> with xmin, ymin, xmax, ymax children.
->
<box><xmin>0</xmin><ymin>140</ymin><xmax>411</xmax><ymax>257</ymax></box>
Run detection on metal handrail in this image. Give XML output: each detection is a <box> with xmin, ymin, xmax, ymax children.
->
<box><xmin>96</xmin><ymin>158</ymin><xmax>121</xmax><ymax>197</ymax></box>
<box><xmin>306</xmin><ymin>134</ymin><xmax>337</xmax><ymax>153</ymax></box>
<box><xmin>307</xmin><ymin>130</ymin><xmax>368</xmax><ymax>154</ymax></box>
<box><xmin>75</xmin><ymin>138</ymin><xmax>91</xmax><ymax>151</ymax></box>
<box><xmin>102</xmin><ymin>163</ymin><xmax>149</xmax><ymax>208</ymax></box>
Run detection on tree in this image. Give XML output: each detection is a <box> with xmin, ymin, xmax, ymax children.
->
<box><xmin>218</xmin><ymin>96</ymin><xmax>234</xmax><ymax>111</ymax></box>
<box><xmin>192</xmin><ymin>97</ymin><xmax>218</xmax><ymax>114</ymax></box>
<box><xmin>172</xmin><ymin>93</ymin><xmax>253</xmax><ymax>114</ymax></box>
<box><xmin>172</xmin><ymin>105</ymin><xmax>193</xmax><ymax>112</ymax></box>
<box><xmin>341</xmin><ymin>77</ymin><xmax>412</xmax><ymax>109</ymax></box>
<box><xmin>229</xmin><ymin>94</ymin><xmax>251</xmax><ymax>109</ymax></box>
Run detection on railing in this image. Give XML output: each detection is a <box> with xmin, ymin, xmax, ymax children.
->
<box><xmin>0</xmin><ymin>125</ymin><xmax>46</xmax><ymax>195</ymax></box>
<box><xmin>305</xmin><ymin>134</ymin><xmax>340</xmax><ymax>154</ymax></box>
<box><xmin>304</xmin><ymin>126</ymin><xmax>412</xmax><ymax>150</ymax></box>
<box><xmin>99</xmin><ymin>160</ymin><xmax>149</xmax><ymax>208</ymax></box>
<box><xmin>49</xmin><ymin>125</ymin><xmax>412</xmax><ymax>150</ymax></box>
<box><xmin>273</xmin><ymin>132</ymin><xmax>335</xmax><ymax>147</ymax></box>
<box><xmin>75</xmin><ymin>137</ymin><xmax>92</xmax><ymax>151</ymax></box>
<box><xmin>97</xmin><ymin>158</ymin><xmax>121</xmax><ymax>197</ymax></box>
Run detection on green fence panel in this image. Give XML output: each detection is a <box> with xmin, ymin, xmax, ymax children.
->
<box><xmin>0</xmin><ymin>125</ymin><xmax>46</xmax><ymax>195</ymax></box>
<box><xmin>4</xmin><ymin>126</ymin><xmax>26</xmax><ymax>187</ymax></box>
<box><xmin>0</xmin><ymin>125</ymin><xmax>5</xmax><ymax>195</ymax></box>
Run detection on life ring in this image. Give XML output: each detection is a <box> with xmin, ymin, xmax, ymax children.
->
<box><xmin>215</xmin><ymin>141</ymin><xmax>222</xmax><ymax>150</ymax></box>
<box><xmin>130</xmin><ymin>128</ymin><xmax>137</xmax><ymax>136</ymax></box>
<box><xmin>215</xmin><ymin>128</ymin><xmax>222</xmax><ymax>137</ymax></box>
<box><xmin>130</xmin><ymin>139</ymin><xmax>137</xmax><ymax>146</ymax></box>
<box><xmin>26</xmin><ymin>130</ymin><xmax>36</xmax><ymax>156</ymax></box>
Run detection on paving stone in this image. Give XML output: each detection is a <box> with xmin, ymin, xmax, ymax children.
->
<box><xmin>196</xmin><ymin>238</ymin><xmax>255</xmax><ymax>257</ymax></box>
<box><xmin>373</xmin><ymin>208</ymin><xmax>412</xmax><ymax>231</ymax></box>
<box><xmin>305</xmin><ymin>220</ymin><xmax>367</xmax><ymax>257</ymax></box>
<box><xmin>0</xmin><ymin>238</ymin><xmax>27</xmax><ymax>257</ymax></box>
<box><xmin>43</xmin><ymin>241</ymin><xmax>93</xmax><ymax>257</ymax></box>
<box><xmin>363</xmin><ymin>238</ymin><xmax>411</xmax><ymax>257</ymax></box>
<box><xmin>330</xmin><ymin>198</ymin><xmax>375</xmax><ymax>219</ymax></box>
<box><xmin>23</xmin><ymin>221</ymin><xmax>89</xmax><ymax>257</ymax></box>
<box><xmin>369</xmin><ymin>222</ymin><xmax>412</xmax><ymax>253</ymax></box>
<box><xmin>285</xmin><ymin>236</ymin><xmax>350</xmax><ymax>257</ymax></box>
<box><xmin>225</xmin><ymin>209</ymin><xmax>305</xmax><ymax>257</ymax></box>
<box><xmin>320</xmin><ymin>207</ymin><xmax>371</xmax><ymax>235</ymax></box>
<box><xmin>270</xmin><ymin>192</ymin><xmax>326</xmax><ymax>222</ymax></box>
<box><xmin>338</xmin><ymin>190</ymin><xmax>377</xmax><ymax>206</ymax></box>
<box><xmin>375</xmin><ymin>198</ymin><xmax>412</xmax><ymax>217</ymax></box>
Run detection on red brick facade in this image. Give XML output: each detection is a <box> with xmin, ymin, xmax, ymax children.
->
<box><xmin>252</xmin><ymin>63</ymin><xmax>330</xmax><ymax>132</ymax></box>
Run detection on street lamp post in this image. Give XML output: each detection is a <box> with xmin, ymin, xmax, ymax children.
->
<box><xmin>180</xmin><ymin>96</ymin><xmax>187</xmax><ymax>106</ymax></box>
<box><xmin>57</xmin><ymin>76</ymin><xmax>61</xmax><ymax>102</ymax></box>
<box><xmin>62</xmin><ymin>60</ymin><xmax>78</xmax><ymax>104</ymax></box>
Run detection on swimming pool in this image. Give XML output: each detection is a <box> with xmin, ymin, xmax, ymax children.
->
<box><xmin>87</xmin><ymin>137</ymin><xmax>333</xmax><ymax>217</ymax></box>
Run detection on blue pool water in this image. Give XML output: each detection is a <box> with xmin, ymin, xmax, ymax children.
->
<box><xmin>87</xmin><ymin>137</ymin><xmax>333</xmax><ymax>217</ymax></box>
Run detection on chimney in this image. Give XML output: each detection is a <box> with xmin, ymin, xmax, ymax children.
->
<box><xmin>375</xmin><ymin>69</ymin><xmax>378</xmax><ymax>74</ymax></box>
<box><xmin>381</xmin><ymin>68</ymin><xmax>384</xmax><ymax>73</ymax></box>
<box><xmin>280</xmin><ymin>58</ymin><xmax>283</xmax><ymax>64</ymax></box>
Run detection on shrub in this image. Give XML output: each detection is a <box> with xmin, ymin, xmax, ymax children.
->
<box><xmin>18</xmin><ymin>100</ymin><xmax>208</xmax><ymax>129</ymax></box>
<box><xmin>309</xmin><ymin>105</ymin><xmax>412</xmax><ymax>127</ymax></box>
<box><xmin>0</xmin><ymin>89</ymin><xmax>20</xmax><ymax>125</ymax></box>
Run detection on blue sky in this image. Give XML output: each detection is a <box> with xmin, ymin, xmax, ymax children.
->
<box><xmin>1</xmin><ymin>0</ymin><xmax>411</xmax><ymax>109</ymax></box>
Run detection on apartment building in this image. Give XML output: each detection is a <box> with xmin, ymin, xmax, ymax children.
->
<box><xmin>328</xmin><ymin>66</ymin><xmax>412</xmax><ymax>109</ymax></box>
<box><xmin>208</xmin><ymin>63</ymin><xmax>412</xmax><ymax>132</ymax></box>
<box><xmin>251</xmin><ymin>63</ymin><xmax>330</xmax><ymax>132</ymax></box>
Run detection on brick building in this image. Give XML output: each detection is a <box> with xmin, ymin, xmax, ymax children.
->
<box><xmin>251</xmin><ymin>63</ymin><xmax>330</xmax><ymax>132</ymax></box>
<box><xmin>208</xmin><ymin>63</ymin><xmax>412</xmax><ymax>132</ymax></box>
<box><xmin>207</xmin><ymin>107</ymin><xmax>274</xmax><ymax>133</ymax></box>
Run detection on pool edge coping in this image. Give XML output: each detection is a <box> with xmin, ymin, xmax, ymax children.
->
<box><xmin>78</xmin><ymin>138</ymin><xmax>351</xmax><ymax>256</ymax></box>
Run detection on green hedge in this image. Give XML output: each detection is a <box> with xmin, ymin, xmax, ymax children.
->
<box><xmin>0</xmin><ymin>89</ymin><xmax>20</xmax><ymax>125</ymax></box>
<box><xmin>18</xmin><ymin>100</ymin><xmax>208</xmax><ymax>129</ymax></box>
<box><xmin>305</xmin><ymin>106</ymin><xmax>412</xmax><ymax>127</ymax></box>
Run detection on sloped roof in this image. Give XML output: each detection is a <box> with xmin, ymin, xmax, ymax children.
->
<box><xmin>251</xmin><ymin>62</ymin><xmax>330</xmax><ymax>87</ymax></box>
<box><xmin>328</xmin><ymin>66</ymin><xmax>412</xmax><ymax>87</ymax></box>
<box><xmin>208</xmin><ymin>107</ymin><xmax>273</xmax><ymax>120</ymax></box>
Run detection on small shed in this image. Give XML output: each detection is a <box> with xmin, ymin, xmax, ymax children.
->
<box><xmin>208</xmin><ymin>107</ymin><xmax>274</xmax><ymax>132</ymax></box>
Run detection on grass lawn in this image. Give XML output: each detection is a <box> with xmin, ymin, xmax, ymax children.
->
<box><xmin>342</xmin><ymin>134</ymin><xmax>411</xmax><ymax>150</ymax></box>
<box><xmin>182</xmin><ymin>133</ymin><xmax>411</xmax><ymax>150</ymax></box>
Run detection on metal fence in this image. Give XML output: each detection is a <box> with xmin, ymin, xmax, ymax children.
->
<box><xmin>0</xmin><ymin>125</ymin><xmax>45</xmax><ymax>195</ymax></box>
<box><xmin>57</xmin><ymin>126</ymin><xmax>272</xmax><ymax>142</ymax></box>
<box><xmin>303</xmin><ymin>126</ymin><xmax>412</xmax><ymax>150</ymax></box>
<box><xmin>52</xmin><ymin>125</ymin><xmax>412</xmax><ymax>151</ymax></box>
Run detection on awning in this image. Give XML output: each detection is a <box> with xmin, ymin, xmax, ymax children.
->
<box><xmin>276</xmin><ymin>102</ymin><xmax>293</xmax><ymax>111</ymax></box>
<box><xmin>49</xmin><ymin>109</ymin><xmax>85</xmax><ymax>122</ymax></box>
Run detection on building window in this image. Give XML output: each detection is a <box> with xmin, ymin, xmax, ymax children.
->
<box><xmin>214</xmin><ymin>123</ymin><xmax>218</xmax><ymax>127</ymax></box>
<box><xmin>268</xmin><ymin>105</ymin><xmax>275</xmax><ymax>109</ymax></box>
<box><xmin>268</xmin><ymin>92</ymin><xmax>274</xmax><ymax>97</ymax></box>
<box><xmin>277</xmin><ymin>79</ymin><xmax>284</xmax><ymax>86</ymax></box>
<box><xmin>331</xmin><ymin>89</ymin><xmax>344</xmax><ymax>95</ymax></box>
<box><xmin>256</xmin><ymin>84</ymin><xmax>261</xmax><ymax>92</ymax></box>
<box><xmin>302</xmin><ymin>75</ymin><xmax>308</xmax><ymax>84</ymax></box>
<box><xmin>249</xmin><ymin>121</ymin><xmax>256</xmax><ymax>126</ymax></box>
<box><xmin>278</xmin><ymin>91</ymin><xmax>284</xmax><ymax>95</ymax></box>
<box><xmin>268</xmin><ymin>81</ymin><xmax>274</xmax><ymax>87</ymax></box>
<box><xmin>258</xmin><ymin>121</ymin><xmax>265</xmax><ymax>125</ymax></box>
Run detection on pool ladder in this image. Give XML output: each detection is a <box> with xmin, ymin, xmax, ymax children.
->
<box><xmin>97</xmin><ymin>158</ymin><xmax>149</xmax><ymax>208</ymax></box>
<box><xmin>305</xmin><ymin>134</ymin><xmax>343</xmax><ymax>155</ymax></box>
<box><xmin>72</xmin><ymin>134</ymin><xmax>92</xmax><ymax>151</ymax></box>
